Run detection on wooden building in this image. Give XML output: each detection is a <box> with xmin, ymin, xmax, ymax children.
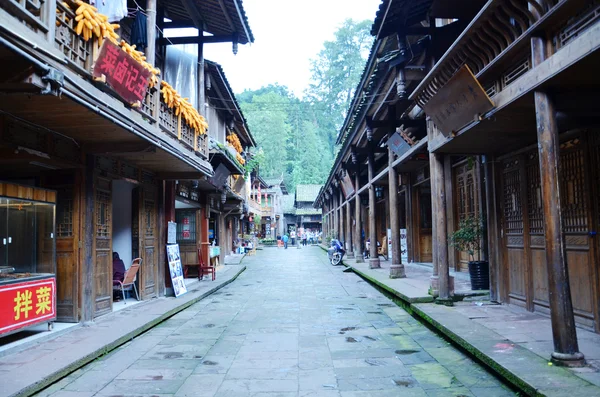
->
<box><xmin>409</xmin><ymin>0</ymin><xmax>600</xmax><ymax>365</ymax></box>
<box><xmin>0</xmin><ymin>0</ymin><xmax>253</xmax><ymax>323</ymax></box>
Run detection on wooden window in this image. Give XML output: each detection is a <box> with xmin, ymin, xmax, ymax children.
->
<box><xmin>145</xmin><ymin>200</ymin><xmax>155</xmax><ymax>238</ymax></box>
<box><xmin>526</xmin><ymin>152</ymin><xmax>544</xmax><ymax>235</ymax></box>
<box><xmin>559</xmin><ymin>139</ymin><xmax>588</xmax><ymax>234</ymax></box>
<box><xmin>56</xmin><ymin>188</ymin><xmax>73</xmax><ymax>238</ymax></box>
<box><xmin>96</xmin><ymin>190</ymin><xmax>111</xmax><ymax>237</ymax></box>
<box><xmin>502</xmin><ymin>158</ymin><xmax>523</xmax><ymax>235</ymax></box>
<box><xmin>176</xmin><ymin>210</ymin><xmax>196</xmax><ymax>243</ymax></box>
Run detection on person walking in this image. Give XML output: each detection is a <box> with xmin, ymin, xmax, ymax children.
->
<box><xmin>282</xmin><ymin>233</ymin><xmax>289</xmax><ymax>249</ymax></box>
<box><xmin>290</xmin><ymin>229</ymin><xmax>296</xmax><ymax>246</ymax></box>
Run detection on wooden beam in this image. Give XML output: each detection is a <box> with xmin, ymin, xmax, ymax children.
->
<box><xmin>367</xmin><ymin>149</ymin><xmax>380</xmax><ymax>268</ymax></box>
<box><xmin>157</xmin><ymin>172</ymin><xmax>207</xmax><ymax>180</ymax></box>
<box><xmin>159</xmin><ymin>35</ymin><xmax>238</xmax><ymax>45</ymax></box>
<box><xmin>354</xmin><ymin>171</ymin><xmax>364</xmax><ymax>262</ymax></box>
<box><xmin>388</xmin><ymin>142</ymin><xmax>405</xmax><ymax>278</ymax></box>
<box><xmin>180</xmin><ymin>0</ymin><xmax>206</xmax><ymax>31</ymax></box>
<box><xmin>162</xmin><ymin>20</ymin><xmax>197</xmax><ymax>29</ymax></box>
<box><xmin>84</xmin><ymin>142</ymin><xmax>155</xmax><ymax>155</ymax></box>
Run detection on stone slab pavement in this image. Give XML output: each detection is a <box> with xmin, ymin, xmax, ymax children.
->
<box><xmin>331</xmin><ymin>249</ymin><xmax>600</xmax><ymax>396</ymax></box>
<box><xmin>34</xmin><ymin>246</ymin><xmax>514</xmax><ymax>397</ymax></box>
<box><xmin>0</xmin><ymin>265</ymin><xmax>246</xmax><ymax>397</ymax></box>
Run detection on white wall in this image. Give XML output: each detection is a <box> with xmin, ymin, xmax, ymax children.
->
<box><xmin>112</xmin><ymin>180</ymin><xmax>136</xmax><ymax>269</ymax></box>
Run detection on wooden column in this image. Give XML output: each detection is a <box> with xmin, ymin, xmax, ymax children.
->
<box><xmin>81</xmin><ymin>155</ymin><xmax>95</xmax><ymax>323</ymax></box>
<box><xmin>339</xmin><ymin>189</ymin><xmax>344</xmax><ymax>242</ymax></box>
<box><xmin>198</xmin><ymin>31</ymin><xmax>205</xmax><ymax>115</ymax></box>
<box><xmin>145</xmin><ymin>0</ymin><xmax>157</xmax><ymax>66</ymax></box>
<box><xmin>157</xmin><ymin>180</ymin><xmax>166</xmax><ymax>296</ymax></box>
<box><xmin>388</xmin><ymin>145</ymin><xmax>405</xmax><ymax>278</ymax></box>
<box><xmin>405</xmin><ymin>174</ymin><xmax>415</xmax><ymax>263</ymax></box>
<box><xmin>346</xmin><ymin>198</ymin><xmax>354</xmax><ymax>258</ymax></box>
<box><xmin>368</xmin><ymin>151</ymin><xmax>380</xmax><ymax>268</ymax></box>
<box><xmin>354</xmin><ymin>172</ymin><xmax>364</xmax><ymax>263</ymax></box>
<box><xmin>484</xmin><ymin>156</ymin><xmax>502</xmax><ymax>302</ymax></box>
<box><xmin>431</xmin><ymin>152</ymin><xmax>451</xmax><ymax>303</ymax></box>
<box><xmin>532</xmin><ymin>36</ymin><xmax>584</xmax><ymax>366</ymax></box>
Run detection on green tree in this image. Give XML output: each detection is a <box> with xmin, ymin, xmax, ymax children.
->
<box><xmin>240</xmin><ymin>91</ymin><xmax>291</xmax><ymax>179</ymax></box>
<box><xmin>306</xmin><ymin>19</ymin><xmax>373</xmax><ymax>155</ymax></box>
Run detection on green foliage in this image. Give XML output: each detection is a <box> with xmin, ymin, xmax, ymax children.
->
<box><xmin>244</xmin><ymin>147</ymin><xmax>265</xmax><ymax>174</ymax></box>
<box><xmin>448</xmin><ymin>216</ymin><xmax>485</xmax><ymax>262</ymax></box>
<box><xmin>236</xmin><ymin>20</ymin><xmax>372</xmax><ymax>193</ymax></box>
<box><xmin>260</xmin><ymin>238</ymin><xmax>276</xmax><ymax>246</ymax></box>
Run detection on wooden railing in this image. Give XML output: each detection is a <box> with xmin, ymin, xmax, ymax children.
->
<box><xmin>3</xmin><ymin>0</ymin><xmax>50</xmax><ymax>34</ymax></box>
<box><xmin>54</xmin><ymin>1</ymin><xmax>97</xmax><ymax>73</ymax></box>
<box><xmin>412</xmin><ymin>0</ymin><xmax>599</xmax><ymax>107</ymax></box>
<box><xmin>3</xmin><ymin>0</ymin><xmax>212</xmax><ymax>164</ymax></box>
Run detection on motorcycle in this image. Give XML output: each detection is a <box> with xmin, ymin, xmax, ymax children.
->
<box><xmin>329</xmin><ymin>239</ymin><xmax>345</xmax><ymax>265</ymax></box>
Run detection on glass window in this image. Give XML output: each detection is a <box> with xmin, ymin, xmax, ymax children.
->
<box><xmin>176</xmin><ymin>210</ymin><xmax>196</xmax><ymax>243</ymax></box>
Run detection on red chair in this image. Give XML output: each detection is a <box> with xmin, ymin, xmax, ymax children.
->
<box><xmin>197</xmin><ymin>249</ymin><xmax>215</xmax><ymax>281</ymax></box>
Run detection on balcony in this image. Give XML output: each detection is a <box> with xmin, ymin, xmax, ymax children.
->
<box><xmin>412</xmin><ymin>0</ymin><xmax>600</xmax><ymax>107</ymax></box>
<box><xmin>1</xmin><ymin>0</ymin><xmax>210</xmax><ymax>163</ymax></box>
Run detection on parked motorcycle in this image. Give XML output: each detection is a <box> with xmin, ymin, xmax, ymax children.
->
<box><xmin>329</xmin><ymin>239</ymin><xmax>345</xmax><ymax>266</ymax></box>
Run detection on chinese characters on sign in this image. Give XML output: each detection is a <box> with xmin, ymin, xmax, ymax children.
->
<box><xmin>0</xmin><ymin>278</ymin><xmax>56</xmax><ymax>336</ymax></box>
<box><xmin>182</xmin><ymin>216</ymin><xmax>191</xmax><ymax>240</ymax></box>
<box><xmin>92</xmin><ymin>41</ymin><xmax>151</xmax><ymax>106</ymax></box>
<box><xmin>421</xmin><ymin>65</ymin><xmax>494</xmax><ymax>137</ymax></box>
<box><xmin>388</xmin><ymin>132</ymin><xmax>411</xmax><ymax>157</ymax></box>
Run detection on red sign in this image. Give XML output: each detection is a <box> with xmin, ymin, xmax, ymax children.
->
<box><xmin>0</xmin><ymin>278</ymin><xmax>56</xmax><ymax>336</ymax></box>
<box><xmin>92</xmin><ymin>41</ymin><xmax>151</xmax><ymax>106</ymax></box>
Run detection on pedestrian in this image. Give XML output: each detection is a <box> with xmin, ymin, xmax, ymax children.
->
<box><xmin>290</xmin><ymin>229</ymin><xmax>296</xmax><ymax>246</ymax></box>
<box><xmin>302</xmin><ymin>231</ymin><xmax>307</xmax><ymax>246</ymax></box>
<box><xmin>282</xmin><ymin>233</ymin><xmax>289</xmax><ymax>249</ymax></box>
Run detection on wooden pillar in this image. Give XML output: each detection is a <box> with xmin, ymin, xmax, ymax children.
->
<box><xmin>405</xmin><ymin>174</ymin><xmax>415</xmax><ymax>263</ymax></box>
<box><xmin>145</xmin><ymin>0</ymin><xmax>157</xmax><ymax>66</ymax></box>
<box><xmin>532</xmin><ymin>36</ymin><xmax>584</xmax><ymax>367</ymax></box>
<box><xmin>484</xmin><ymin>155</ymin><xmax>502</xmax><ymax>302</ymax></box>
<box><xmin>346</xmin><ymin>198</ymin><xmax>354</xmax><ymax>258</ymax></box>
<box><xmin>368</xmin><ymin>151</ymin><xmax>380</xmax><ymax>268</ymax></box>
<box><xmin>198</xmin><ymin>31</ymin><xmax>205</xmax><ymax>115</ymax></box>
<box><xmin>339</xmin><ymin>189</ymin><xmax>344</xmax><ymax>242</ymax></box>
<box><xmin>431</xmin><ymin>152</ymin><xmax>451</xmax><ymax>303</ymax></box>
<box><xmin>81</xmin><ymin>155</ymin><xmax>95</xmax><ymax>323</ymax></box>
<box><xmin>354</xmin><ymin>172</ymin><xmax>364</xmax><ymax>263</ymax></box>
<box><xmin>388</xmin><ymin>145</ymin><xmax>405</xmax><ymax>278</ymax></box>
<box><xmin>157</xmin><ymin>180</ymin><xmax>166</xmax><ymax>296</ymax></box>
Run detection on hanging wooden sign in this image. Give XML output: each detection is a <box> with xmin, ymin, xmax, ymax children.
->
<box><xmin>92</xmin><ymin>40</ymin><xmax>151</xmax><ymax>107</ymax></box>
<box><xmin>421</xmin><ymin>65</ymin><xmax>494</xmax><ymax>137</ymax></box>
<box><xmin>340</xmin><ymin>172</ymin><xmax>355</xmax><ymax>198</ymax></box>
<box><xmin>388</xmin><ymin>131</ymin><xmax>410</xmax><ymax>157</ymax></box>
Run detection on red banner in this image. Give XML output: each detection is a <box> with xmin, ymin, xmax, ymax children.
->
<box><xmin>92</xmin><ymin>41</ymin><xmax>151</xmax><ymax>106</ymax></box>
<box><xmin>0</xmin><ymin>278</ymin><xmax>56</xmax><ymax>336</ymax></box>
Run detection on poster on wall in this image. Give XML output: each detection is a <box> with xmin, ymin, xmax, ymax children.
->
<box><xmin>167</xmin><ymin>244</ymin><xmax>187</xmax><ymax>297</ymax></box>
<box><xmin>182</xmin><ymin>216</ymin><xmax>191</xmax><ymax>240</ymax></box>
<box><xmin>400</xmin><ymin>228</ymin><xmax>408</xmax><ymax>263</ymax></box>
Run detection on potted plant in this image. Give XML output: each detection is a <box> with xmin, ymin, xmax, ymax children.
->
<box><xmin>449</xmin><ymin>215</ymin><xmax>489</xmax><ymax>290</ymax></box>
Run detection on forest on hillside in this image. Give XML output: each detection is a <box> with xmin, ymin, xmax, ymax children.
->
<box><xmin>238</xmin><ymin>19</ymin><xmax>373</xmax><ymax>193</ymax></box>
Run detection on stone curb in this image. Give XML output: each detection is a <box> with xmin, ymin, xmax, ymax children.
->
<box><xmin>12</xmin><ymin>266</ymin><xmax>246</xmax><ymax>397</ymax></box>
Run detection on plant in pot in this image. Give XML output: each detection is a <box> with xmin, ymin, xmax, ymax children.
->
<box><xmin>449</xmin><ymin>215</ymin><xmax>489</xmax><ymax>290</ymax></box>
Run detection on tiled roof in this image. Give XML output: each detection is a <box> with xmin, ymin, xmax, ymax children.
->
<box><xmin>296</xmin><ymin>184</ymin><xmax>323</xmax><ymax>203</ymax></box>
<box><xmin>295</xmin><ymin>208</ymin><xmax>322</xmax><ymax>216</ymax></box>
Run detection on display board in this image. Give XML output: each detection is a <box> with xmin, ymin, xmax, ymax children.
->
<box><xmin>166</xmin><ymin>244</ymin><xmax>187</xmax><ymax>297</ymax></box>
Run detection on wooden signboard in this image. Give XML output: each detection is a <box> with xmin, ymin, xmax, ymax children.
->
<box><xmin>92</xmin><ymin>41</ymin><xmax>151</xmax><ymax>106</ymax></box>
<box><xmin>388</xmin><ymin>131</ymin><xmax>410</xmax><ymax>157</ymax></box>
<box><xmin>422</xmin><ymin>65</ymin><xmax>494</xmax><ymax>137</ymax></box>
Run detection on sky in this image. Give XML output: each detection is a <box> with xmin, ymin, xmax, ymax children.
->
<box><xmin>202</xmin><ymin>0</ymin><xmax>382</xmax><ymax>97</ymax></box>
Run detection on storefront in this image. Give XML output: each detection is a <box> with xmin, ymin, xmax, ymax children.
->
<box><xmin>0</xmin><ymin>183</ymin><xmax>57</xmax><ymax>337</ymax></box>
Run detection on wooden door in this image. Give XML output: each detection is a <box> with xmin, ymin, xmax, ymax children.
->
<box><xmin>55</xmin><ymin>185</ymin><xmax>80</xmax><ymax>322</ymax></box>
<box><xmin>418</xmin><ymin>186</ymin><xmax>433</xmax><ymax>262</ymax></box>
<box><xmin>93</xmin><ymin>177</ymin><xmax>112</xmax><ymax>317</ymax></box>
<box><xmin>139</xmin><ymin>186</ymin><xmax>158</xmax><ymax>298</ymax></box>
<box><xmin>500</xmin><ymin>156</ymin><xmax>528</xmax><ymax>309</ymax></box>
<box><xmin>453</xmin><ymin>161</ymin><xmax>481</xmax><ymax>270</ymax></box>
<box><xmin>559</xmin><ymin>136</ymin><xmax>596</xmax><ymax>329</ymax></box>
<box><xmin>588</xmin><ymin>131</ymin><xmax>600</xmax><ymax>332</ymax></box>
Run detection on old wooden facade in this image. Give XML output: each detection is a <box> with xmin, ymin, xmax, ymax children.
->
<box><xmin>317</xmin><ymin>0</ymin><xmax>599</xmax><ymax>365</ymax></box>
<box><xmin>0</xmin><ymin>0</ymin><xmax>254</xmax><ymax>323</ymax></box>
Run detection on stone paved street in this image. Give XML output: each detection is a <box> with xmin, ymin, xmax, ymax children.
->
<box><xmin>36</xmin><ymin>247</ymin><xmax>514</xmax><ymax>397</ymax></box>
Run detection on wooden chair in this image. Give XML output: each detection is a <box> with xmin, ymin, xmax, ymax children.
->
<box><xmin>197</xmin><ymin>249</ymin><xmax>216</xmax><ymax>281</ymax></box>
<box><xmin>113</xmin><ymin>258</ymin><xmax>141</xmax><ymax>303</ymax></box>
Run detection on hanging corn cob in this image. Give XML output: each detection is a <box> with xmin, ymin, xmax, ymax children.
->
<box><xmin>226</xmin><ymin>133</ymin><xmax>243</xmax><ymax>154</ymax></box>
<box><xmin>71</xmin><ymin>0</ymin><xmax>120</xmax><ymax>46</ymax></box>
<box><xmin>236</xmin><ymin>153</ymin><xmax>246</xmax><ymax>165</ymax></box>
<box><xmin>160</xmin><ymin>81</ymin><xmax>209</xmax><ymax>136</ymax></box>
<box><xmin>120</xmin><ymin>41</ymin><xmax>161</xmax><ymax>88</ymax></box>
